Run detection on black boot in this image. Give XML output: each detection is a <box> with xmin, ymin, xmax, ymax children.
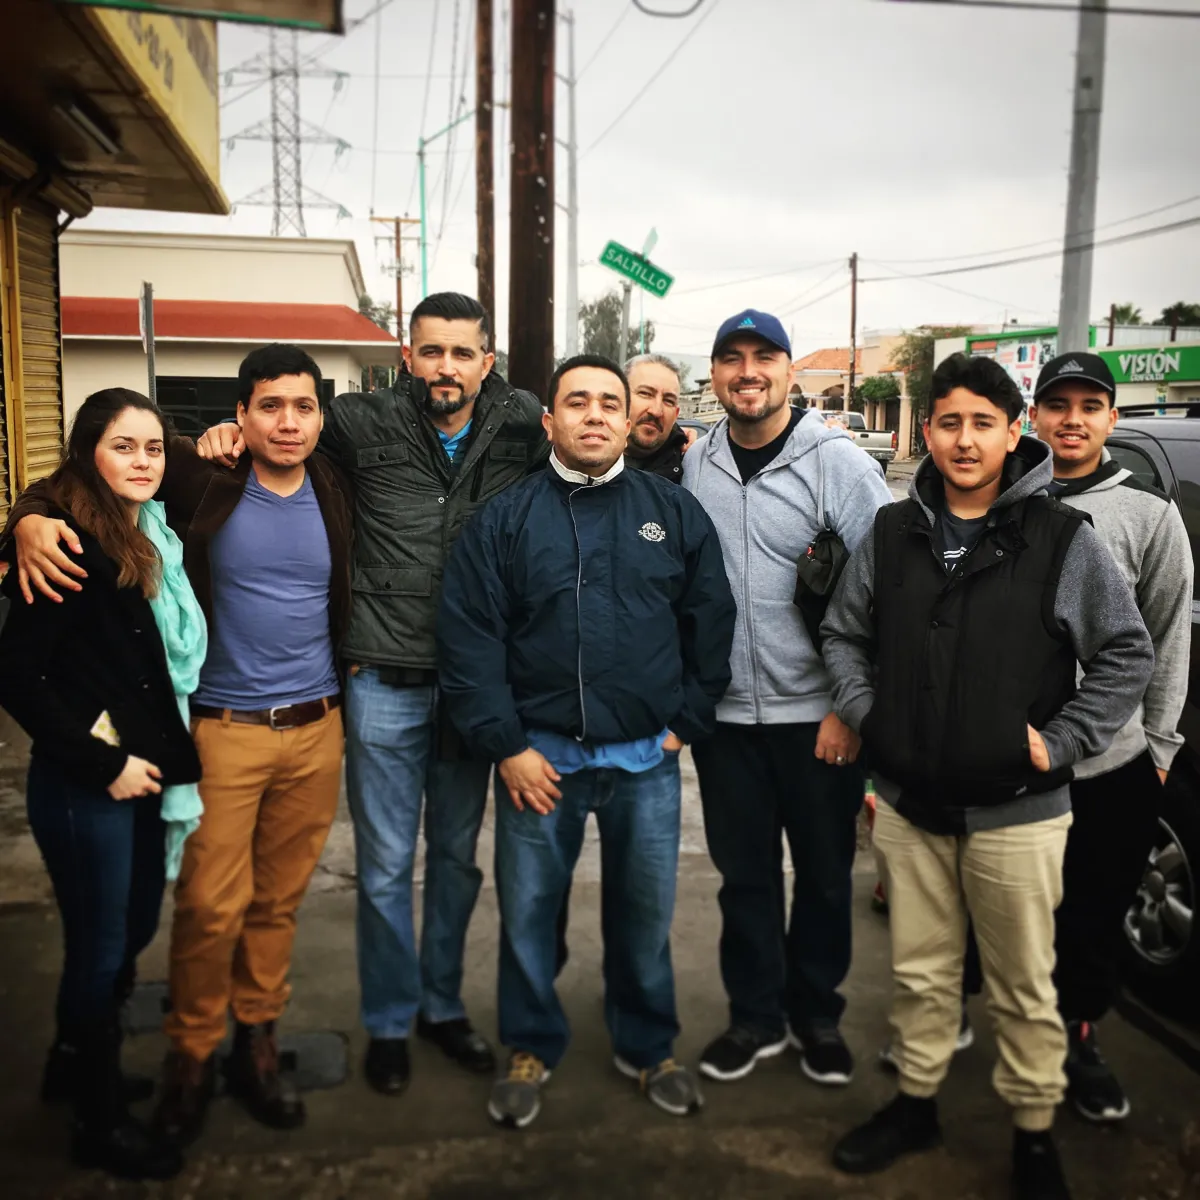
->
<box><xmin>42</xmin><ymin>1036</ymin><xmax>154</xmax><ymax>1106</ymax></box>
<box><xmin>832</xmin><ymin>1092</ymin><xmax>942</xmax><ymax>1174</ymax></box>
<box><xmin>70</xmin><ymin>1020</ymin><xmax>182</xmax><ymax>1181</ymax></box>
<box><xmin>1012</xmin><ymin>1129</ymin><xmax>1071</xmax><ymax>1200</ymax></box>
<box><xmin>224</xmin><ymin>1021</ymin><xmax>305</xmax><ymax>1130</ymax></box>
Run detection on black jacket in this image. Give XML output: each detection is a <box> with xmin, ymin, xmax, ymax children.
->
<box><xmin>437</xmin><ymin>461</ymin><xmax>737</xmax><ymax>762</ymax></box>
<box><xmin>0</xmin><ymin>517</ymin><xmax>201</xmax><ymax>792</ymax></box>
<box><xmin>320</xmin><ymin>370</ymin><xmax>549</xmax><ymax>670</ymax></box>
<box><xmin>625</xmin><ymin>426</ymin><xmax>687</xmax><ymax>483</ymax></box>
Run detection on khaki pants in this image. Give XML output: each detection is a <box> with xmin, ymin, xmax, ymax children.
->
<box><xmin>874</xmin><ymin>800</ymin><xmax>1072</xmax><ymax>1132</ymax></box>
<box><xmin>164</xmin><ymin>707</ymin><xmax>343</xmax><ymax>1061</ymax></box>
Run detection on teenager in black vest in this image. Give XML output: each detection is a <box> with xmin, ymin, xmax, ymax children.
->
<box><xmin>820</xmin><ymin>354</ymin><xmax>1153</xmax><ymax>1200</ymax></box>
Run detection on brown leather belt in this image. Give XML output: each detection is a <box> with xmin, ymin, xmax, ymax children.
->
<box><xmin>190</xmin><ymin>694</ymin><xmax>341</xmax><ymax>731</ymax></box>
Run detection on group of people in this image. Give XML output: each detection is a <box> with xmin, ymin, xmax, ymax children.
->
<box><xmin>0</xmin><ymin>291</ymin><xmax>1188</xmax><ymax>1200</ymax></box>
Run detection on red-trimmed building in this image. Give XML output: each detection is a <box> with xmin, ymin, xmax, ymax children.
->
<box><xmin>60</xmin><ymin>229</ymin><xmax>398</xmax><ymax>436</ymax></box>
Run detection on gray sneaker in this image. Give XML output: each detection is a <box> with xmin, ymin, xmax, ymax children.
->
<box><xmin>488</xmin><ymin>1052</ymin><xmax>550</xmax><ymax>1129</ymax></box>
<box><xmin>614</xmin><ymin>1056</ymin><xmax>704</xmax><ymax>1117</ymax></box>
<box><xmin>879</xmin><ymin>1010</ymin><xmax>974</xmax><ymax>1070</ymax></box>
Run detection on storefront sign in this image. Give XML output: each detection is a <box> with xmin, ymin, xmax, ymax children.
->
<box><xmin>84</xmin><ymin>8</ymin><xmax>222</xmax><ymax>204</ymax></box>
<box><xmin>1104</xmin><ymin>345</ymin><xmax>1200</xmax><ymax>384</ymax></box>
<box><xmin>60</xmin><ymin>1</ymin><xmax>344</xmax><ymax>32</ymax></box>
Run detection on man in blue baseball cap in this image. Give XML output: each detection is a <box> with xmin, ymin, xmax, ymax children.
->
<box><xmin>684</xmin><ymin>308</ymin><xmax>893</xmax><ymax>1088</ymax></box>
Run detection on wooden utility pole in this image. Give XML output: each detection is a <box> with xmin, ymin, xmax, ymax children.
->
<box><xmin>508</xmin><ymin>0</ymin><xmax>555</xmax><ymax>400</ymax></box>
<box><xmin>476</xmin><ymin>0</ymin><xmax>495</xmax><ymax>321</ymax></box>
<box><xmin>1108</xmin><ymin>301</ymin><xmax>1116</xmax><ymax>346</ymax></box>
<box><xmin>848</xmin><ymin>252</ymin><xmax>858</xmax><ymax>407</ymax></box>
<box><xmin>370</xmin><ymin>215</ymin><xmax>420</xmax><ymax>364</ymax></box>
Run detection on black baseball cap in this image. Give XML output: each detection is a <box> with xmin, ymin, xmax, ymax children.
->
<box><xmin>712</xmin><ymin>309</ymin><xmax>792</xmax><ymax>359</ymax></box>
<box><xmin>1034</xmin><ymin>352</ymin><xmax>1116</xmax><ymax>401</ymax></box>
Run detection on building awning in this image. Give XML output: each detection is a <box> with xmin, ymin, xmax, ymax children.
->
<box><xmin>63</xmin><ymin>296</ymin><xmax>397</xmax><ymax>347</ymax></box>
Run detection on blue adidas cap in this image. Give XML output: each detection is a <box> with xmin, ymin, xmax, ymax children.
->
<box><xmin>712</xmin><ymin>309</ymin><xmax>792</xmax><ymax>359</ymax></box>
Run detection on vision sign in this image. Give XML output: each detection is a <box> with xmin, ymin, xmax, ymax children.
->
<box><xmin>1103</xmin><ymin>344</ymin><xmax>1200</xmax><ymax>385</ymax></box>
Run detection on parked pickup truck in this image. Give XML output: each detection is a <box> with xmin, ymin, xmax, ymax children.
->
<box><xmin>1106</xmin><ymin>407</ymin><xmax>1200</xmax><ymax>1012</ymax></box>
<box><xmin>818</xmin><ymin>410</ymin><xmax>897</xmax><ymax>471</ymax></box>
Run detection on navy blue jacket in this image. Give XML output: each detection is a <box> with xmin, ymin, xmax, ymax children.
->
<box><xmin>437</xmin><ymin>461</ymin><xmax>737</xmax><ymax>762</ymax></box>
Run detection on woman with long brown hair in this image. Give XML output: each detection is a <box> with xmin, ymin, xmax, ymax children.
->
<box><xmin>0</xmin><ymin>388</ymin><xmax>206</xmax><ymax>1181</ymax></box>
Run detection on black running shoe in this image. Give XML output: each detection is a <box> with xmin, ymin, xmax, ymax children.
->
<box><xmin>793</xmin><ymin>1023</ymin><xmax>854</xmax><ymax>1086</ymax></box>
<box><xmin>1065</xmin><ymin>1020</ymin><xmax>1130</xmax><ymax>1123</ymax></box>
<box><xmin>698</xmin><ymin>1025</ymin><xmax>788</xmax><ymax>1082</ymax></box>
<box><xmin>832</xmin><ymin>1092</ymin><xmax>941</xmax><ymax>1175</ymax></box>
<box><xmin>1012</xmin><ymin>1129</ymin><xmax>1072</xmax><ymax>1200</ymax></box>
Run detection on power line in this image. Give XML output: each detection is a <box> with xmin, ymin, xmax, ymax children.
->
<box><xmin>878</xmin><ymin>190</ymin><xmax>1200</xmax><ymax>267</ymax></box>
<box><xmin>578</xmin><ymin>3</ymin><xmax>633</xmax><ymax>78</ymax></box>
<box><xmin>777</xmin><ymin>280</ymin><xmax>851</xmax><ymax>320</ymax></box>
<box><xmin>867</xmin><ymin>260</ymin><xmax>1039</xmax><ymax>314</ymax></box>
<box><xmin>671</xmin><ymin>258</ymin><xmax>844</xmax><ymax>296</ymax></box>
<box><xmin>581</xmin><ymin>0</ymin><xmax>720</xmax><ymax>158</ymax></box>
<box><xmin>633</xmin><ymin>0</ymin><xmax>708</xmax><ymax>14</ymax></box>
<box><xmin>860</xmin><ymin>212</ymin><xmax>1200</xmax><ymax>282</ymax></box>
<box><xmin>773</xmin><ymin>262</ymin><xmax>848</xmax><ymax>314</ymax></box>
<box><xmin>882</xmin><ymin>0</ymin><xmax>1200</xmax><ymax>16</ymax></box>
<box><xmin>406</xmin><ymin>0</ymin><xmax>443</xmax><ymax>213</ymax></box>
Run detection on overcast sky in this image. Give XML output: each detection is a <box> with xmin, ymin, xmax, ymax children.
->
<box><xmin>84</xmin><ymin>0</ymin><xmax>1200</xmax><ymax>363</ymax></box>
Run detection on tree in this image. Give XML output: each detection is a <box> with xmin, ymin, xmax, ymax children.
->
<box><xmin>578</xmin><ymin>289</ymin><xmax>654</xmax><ymax>362</ymax></box>
<box><xmin>359</xmin><ymin>293</ymin><xmax>396</xmax><ymax>335</ymax></box>
<box><xmin>1109</xmin><ymin>302</ymin><xmax>1143</xmax><ymax>325</ymax></box>
<box><xmin>889</xmin><ymin>326</ymin><xmax>974</xmax><ymax>449</ymax></box>
<box><xmin>1160</xmin><ymin>302</ymin><xmax>1200</xmax><ymax>329</ymax></box>
<box><xmin>859</xmin><ymin>374</ymin><xmax>901</xmax><ymax>404</ymax></box>
<box><xmin>492</xmin><ymin>349</ymin><xmax>510</xmax><ymax>379</ymax></box>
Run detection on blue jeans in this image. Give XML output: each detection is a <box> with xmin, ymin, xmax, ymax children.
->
<box><xmin>25</xmin><ymin>756</ymin><xmax>167</xmax><ymax>1037</ymax></box>
<box><xmin>345</xmin><ymin>669</ymin><xmax>492</xmax><ymax>1037</ymax></box>
<box><xmin>495</xmin><ymin>754</ymin><xmax>682</xmax><ymax>1070</ymax></box>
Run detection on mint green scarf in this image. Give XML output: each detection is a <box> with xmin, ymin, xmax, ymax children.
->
<box><xmin>138</xmin><ymin>500</ymin><xmax>208</xmax><ymax>880</ymax></box>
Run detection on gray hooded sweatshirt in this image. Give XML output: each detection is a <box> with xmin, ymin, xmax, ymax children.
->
<box><xmin>1050</xmin><ymin>449</ymin><xmax>1193</xmax><ymax>779</ymax></box>
<box><xmin>820</xmin><ymin>437</ymin><xmax>1155</xmax><ymax>832</ymax></box>
<box><xmin>683</xmin><ymin>407</ymin><xmax>893</xmax><ymax>726</ymax></box>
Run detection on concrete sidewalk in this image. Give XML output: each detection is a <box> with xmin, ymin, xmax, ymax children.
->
<box><xmin>1</xmin><ymin>721</ymin><xmax>1198</xmax><ymax>1198</ymax></box>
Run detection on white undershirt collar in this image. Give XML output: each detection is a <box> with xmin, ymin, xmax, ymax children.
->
<box><xmin>549</xmin><ymin>450</ymin><xmax>625</xmax><ymax>487</ymax></box>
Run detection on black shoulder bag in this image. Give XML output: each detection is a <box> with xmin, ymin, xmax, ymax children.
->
<box><xmin>793</xmin><ymin>441</ymin><xmax>849</xmax><ymax>651</ymax></box>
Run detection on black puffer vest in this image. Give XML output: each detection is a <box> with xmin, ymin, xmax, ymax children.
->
<box><xmin>862</xmin><ymin>483</ymin><xmax>1085</xmax><ymax>818</ymax></box>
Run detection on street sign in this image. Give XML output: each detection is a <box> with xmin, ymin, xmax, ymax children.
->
<box><xmin>600</xmin><ymin>240</ymin><xmax>674</xmax><ymax>298</ymax></box>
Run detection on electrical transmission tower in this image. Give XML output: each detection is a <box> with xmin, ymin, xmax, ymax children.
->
<box><xmin>225</xmin><ymin>28</ymin><xmax>351</xmax><ymax>236</ymax></box>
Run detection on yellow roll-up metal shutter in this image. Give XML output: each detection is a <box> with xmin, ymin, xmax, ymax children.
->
<box><xmin>15</xmin><ymin>200</ymin><xmax>63</xmax><ymax>485</ymax></box>
<box><xmin>0</xmin><ymin>333</ymin><xmax>9</xmax><ymax>526</ymax></box>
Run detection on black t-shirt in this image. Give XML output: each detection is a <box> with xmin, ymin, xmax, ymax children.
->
<box><xmin>729</xmin><ymin>408</ymin><xmax>802</xmax><ymax>485</ymax></box>
<box><xmin>937</xmin><ymin>510</ymin><xmax>988</xmax><ymax>574</ymax></box>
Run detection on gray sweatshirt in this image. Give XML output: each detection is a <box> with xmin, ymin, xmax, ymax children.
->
<box><xmin>683</xmin><ymin>408</ymin><xmax>893</xmax><ymax>725</ymax></box>
<box><xmin>820</xmin><ymin>437</ymin><xmax>1155</xmax><ymax>831</ymax></box>
<box><xmin>1050</xmin><ymin>451</ymin><xmax>1193</xmax><ymax>779</ymax></box>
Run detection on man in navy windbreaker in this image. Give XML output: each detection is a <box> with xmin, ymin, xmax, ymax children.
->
<box><xmin>437</xmin><ymin>354</ymin><xmax>736</xmax><ymax>1131</ymax></box>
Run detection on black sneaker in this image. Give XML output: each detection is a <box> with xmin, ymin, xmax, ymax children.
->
<box><xmin>698</xmin><ymin>1025</ymin><xmax>788</xmax><ymax>1082</ymax></box>
<box><xmin>416</xmin><ymin>1016</ymin><xmax>496</xmax><ymax>1075</ymax></box>
<box><xmin>1065</xmin><ymin>1020</ymin><xmax>1129</xmax><ymax>1123</ymax></box>
<box><xmin>832</xmin><ymin>1092</ymin><xmax>941</xmax><ymax>1175</ymax></box>
<box><xmin>1012</xmin><ymin>1129</ymin><xmax>1072</xmax><ymax>1200</ymax></box>
<box><xmin>791</xmin><ymin>1024</ymin><xmax>854</xmax><ymax>1086</ymax></box>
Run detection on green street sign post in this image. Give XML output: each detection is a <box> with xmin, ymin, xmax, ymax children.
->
<box><xmin>601</xmin><ymin>235</ymin><xmax>674</xmax><ymax>364</ymax></box>
<box><xmin>600</xmin><ymin>239</ymin><xmax>674</xmax><ymax>298</ymax></box>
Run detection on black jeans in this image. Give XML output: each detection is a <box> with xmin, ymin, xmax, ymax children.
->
<box><xmin>25</xmin><ymin>756</ymin><xmax>167</xmax><ymax>1037</ymax></box>
<box><xmin>1054</xmin><ymin>750</ymin><xmax>1162</xmax><ymax>1023</ymax></box>
<box><xmin>693</xmin><ymin>721</ymin><xmax>863</xmax><ymax>1037</ymax></box>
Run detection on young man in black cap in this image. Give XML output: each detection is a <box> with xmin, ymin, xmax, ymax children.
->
<box><xmin>1031</xmin><ymin>351</ymin><xmax>1192</xmax><ymax>1123</ymax></box>
<box><xmin>821</xmin><ymin>353</ymin><xmax>1153</xmax><ymax>1200</ymax></box>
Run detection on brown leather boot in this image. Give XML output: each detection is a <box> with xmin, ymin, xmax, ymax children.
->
<box><xmin>151</xmin><ymin>1050</ymin><xmax>215</xmax><ymax>1147</ymax></box>
<box><xmin>224</xmin><ymin>1021</ymin><xmax>305</xmax><ymax>1130</ymax></box>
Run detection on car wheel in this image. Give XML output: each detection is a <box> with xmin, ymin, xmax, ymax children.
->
<box><xmin>1121</xmin><ymin>770</ymin><xmax>1200</xmax><ymax>1009</ymax></box>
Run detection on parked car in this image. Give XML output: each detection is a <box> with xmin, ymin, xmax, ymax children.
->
<box><xmin>1107</xmin><ymin>407</ymin><xmax>1200</xmax><ymax>1008</ymax></box>
<box><xmin>818</xmin><ymin>410</ymin><xmax>897</xmax><ymax>471</ymax></box>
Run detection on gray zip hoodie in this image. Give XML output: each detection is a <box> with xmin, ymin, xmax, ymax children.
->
<box><xmin>1050</xmin><ymin>450</ymin><xmax>1193</xmax><ymax>779</ymax></box>
<box><xmin>683</xmin><ymin>407</ymin><xmax>893</xmax><ymax>725</ymax></box>
<box><xmin>820</xmin><ymin>437</ymin><xmax>1155</xmax><ymax>831</ymax></box>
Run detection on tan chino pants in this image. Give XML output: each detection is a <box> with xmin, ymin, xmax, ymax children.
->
<box><xmin>164</xmin><ymin>707</ymin><xmax>343</xmax><ymax>1062</ymax></box>
<box><xmin>874</xmin><ymin>799</ymin><xmax>1072</xmax><ymax>1132</ymax></box>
